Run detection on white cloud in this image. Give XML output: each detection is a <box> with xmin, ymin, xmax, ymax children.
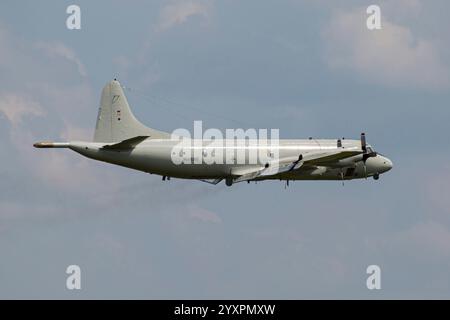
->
<box><xmin>0</xmin><ymin>94</ymin><xmax>44</xmax><ymax>126</ymax></box>
<box><xmin>60</xmin><ymin>122</ymin><xmax>93</xmax><ymax>141</ymax></box>
<box><xmin>322</xmin><ymin>7</ymin><xmax>450</xmax><ymax>90</ymax></box>
<box><xmin>0</xmin><ymin>25</ymin><xmax>120</xmax><ymax>199</ymax></box>
<box><xmin>156</xmin><ymin>1</ymin><xmax>211</xmax><ymax>32</ymax></box>
<box><xmin>36</xmin><ymin>42</ymin><xmax>87</xmax><ymax>77</ymax></box>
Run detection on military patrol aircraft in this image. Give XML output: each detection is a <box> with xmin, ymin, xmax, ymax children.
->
<box><xmin>34</xmin><ymin>79</ymin><xmax>393</xmax><ymax>186</ymax></box>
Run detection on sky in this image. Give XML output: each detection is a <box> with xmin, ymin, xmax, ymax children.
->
<box><xmin>0</xmin><ymin>0</ymin><xmax>450</xmax><ymax>299</ymax></box>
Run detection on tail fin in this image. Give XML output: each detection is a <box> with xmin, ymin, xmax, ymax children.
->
<box><xmin>93</xmin><ymin>79</ymin><xmax>169</xmax><ymax>143</ymax></box>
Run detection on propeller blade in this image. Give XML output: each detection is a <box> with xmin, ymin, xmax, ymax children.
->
<box><xmin>360</xmin><ymin>132</ymin><xmax>376</xmax><ymax>178</ymax></box>
<box><xmin>361</xmin><ymin>132</ymin><xmax>367</xmax><ymax>153</ymax></box>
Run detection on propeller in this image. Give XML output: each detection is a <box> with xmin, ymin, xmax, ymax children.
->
<box><xmin>361</xmin><ymin>133</ymin><xmax>367</xmax><ymax>153</ymax></box>
<box><xmin>360</xmin><ymin>132</ymin><xmax>377</xmax><ymax>178</ymax></box>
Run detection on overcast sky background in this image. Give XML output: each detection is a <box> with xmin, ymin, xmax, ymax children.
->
<box><xmin>1</xmin><ymin>0</ymin><xmax>450</xmax><ymax>299</ymax></box>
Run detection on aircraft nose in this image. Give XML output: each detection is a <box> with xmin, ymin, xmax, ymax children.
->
<box><xmin>381</xmin><ymin>156</ymin><xmax>393</xmax><ymax>172</ymax></box>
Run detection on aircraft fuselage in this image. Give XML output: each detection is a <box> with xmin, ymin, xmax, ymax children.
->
<box><xmin>66</xmin><ymin>138</ymin><xmax>392</xmax><ymax>182</ymax></box>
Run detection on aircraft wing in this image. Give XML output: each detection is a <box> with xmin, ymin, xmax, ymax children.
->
<box><xmin>232</xmin><ymin>150</ymin><xmax>362</xmax><ymax>183</ymax></box>
<box><xmin>102</xmin><ymin>136</ymin><xmax>149</xmax><ymax>150</ymax></box>
<box><xmin>301</xmin><ymin>150</ymin><xmax>362</xmax><ymax>164</ymax></box>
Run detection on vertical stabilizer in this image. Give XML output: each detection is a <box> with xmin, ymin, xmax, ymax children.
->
<box><xmin>93</xmin><ymin>79</ymin><xmax>169</xmax><ymax>143</ymax></box>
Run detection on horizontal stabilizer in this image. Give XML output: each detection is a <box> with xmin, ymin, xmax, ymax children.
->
<box><xmin>102</xmin><ymin>136</ymin><xmax>149</xmax><ymax>150</ymax></box>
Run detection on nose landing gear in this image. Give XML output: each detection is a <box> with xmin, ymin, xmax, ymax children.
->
<box><xmin>225</xmin><ymin>177</ymin><xmax>233</xmax><ymax>186</ymax></box>
<box><xmin>373</xmin><ymin>173</ymin><xmax>379</xmax><ymax>180</ymax></box>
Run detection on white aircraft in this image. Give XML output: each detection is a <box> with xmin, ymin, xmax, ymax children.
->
<box><xmin>34</xmin><ymin>79</ymin><xmax>392</xmax><ymax>186</ymax></box>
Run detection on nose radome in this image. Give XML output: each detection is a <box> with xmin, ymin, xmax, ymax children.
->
<box><xmin>382</xmin><ymin>157</ymin><xmax>393</xmax><ymax>172</ymax></box>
